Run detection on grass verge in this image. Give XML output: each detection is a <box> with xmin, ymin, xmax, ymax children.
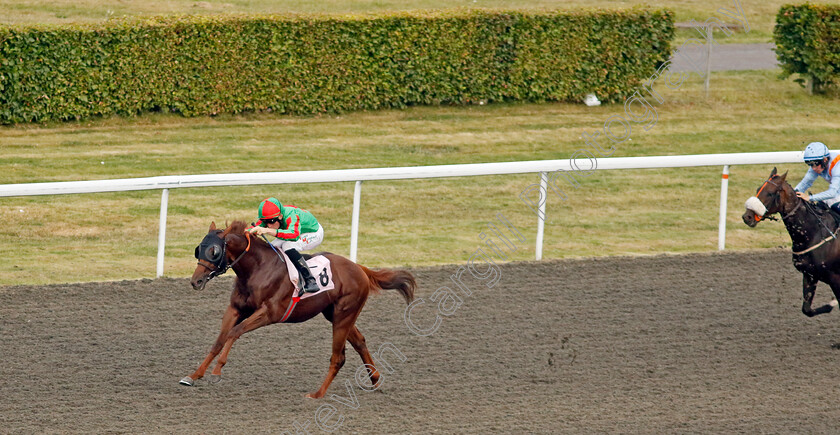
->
<box><xmin>1</xmin><ymin>69</ymin><xmax>838</xmax><ymax>286</ymax></box>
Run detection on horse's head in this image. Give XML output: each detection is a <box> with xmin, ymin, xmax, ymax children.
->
<box><xmin>742</xmin><ymin>167</ymin><xmax>791</xmax><ymax>227</ymax></box>
<box><xmin>190</xmin><ymin>221</ymin><xmax>254</xmax><ymax>290</ymax></box>
<box><xmin>191</xmin><ymin>222</ymin><xmax>228</xmax><ymax>290</ymax></box>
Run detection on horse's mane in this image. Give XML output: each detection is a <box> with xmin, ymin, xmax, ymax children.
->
<box><xmin>772</xmin><ymin>175</ymin><xmax>793</xmax><ymax>191</ymax></box>
<box><xmin>772</xmin><ymin>175</ymin><xmax>800</xmax><ymax>202</ymax></box>
<box><xmin>222</xmin><ymin>220</ymin><xmax>249</xmax><ymax>236</ymax></box>
<box><xmin>220</xmin><ymin>220</ymin><xmax>272</xmax><ymax>249</ymax></box>
<box><xmin>774</xmin><ymin>176</ymin><xmax>836</xmax><ymax>224</ymax></box>
<box><xmin>805</xmin><ymin>199</ymin><xmax>833</xmax><ymax>218</ymax></box>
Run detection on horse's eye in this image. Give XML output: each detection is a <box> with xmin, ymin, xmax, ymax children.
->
<box><xmin>206</xmin><ymin>246</ymin><xmax>222</xmax><ymax>262</ymax></box>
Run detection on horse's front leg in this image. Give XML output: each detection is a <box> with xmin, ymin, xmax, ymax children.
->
<box><xmin>181</xmin><ymin>305</ymin><xmax>241</xmax><ymax>386</ymax></box>
<box><xmin>801</xmin><ymin>273</ymin><xmax>836</xmax><ymax>317</ymax></box>
<box><xmin>210</xmin><ymin>304</ymin><xmax>274</xmax><ymax>379</ymax></box>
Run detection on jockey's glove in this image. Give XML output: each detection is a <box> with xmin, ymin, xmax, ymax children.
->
<box><xmin>248</xmin><ymin>226</ymin><xmax>275</xmax><ymax>237</ymax></box>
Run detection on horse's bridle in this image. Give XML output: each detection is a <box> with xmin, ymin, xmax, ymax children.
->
<box><xmin>752</xmin><ymin>176</ymin><xmax>782</xmax><ymax>222</ymax></box>
<box><xmin>753</xmin><ymin>177</ymin><xmax>814</xmax><ymax>222</ymax></box>
<box><xmin>195</xmin><ymin>232</ymin><xmax>251</xmax><ymax>282</ymax></box>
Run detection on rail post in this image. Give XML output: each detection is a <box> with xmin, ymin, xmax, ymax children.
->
<box><xmin>350</xmin><ymin>181</ymin><xmax>362</xmax><ymax>262</ymax></box>
<box><xmin>718</xmin><ymin>165</ymin><xmax>729</xmax><ymax>250</ymax></box>
<box><xmin>535</xmin><ymin>172</ymin><xmax>548</xmax><ymax>260</ymax></box>
<box><xmin>156</xmin><ymin>188</ymin><xmax>169</xmax><ymax>277</ymax></box>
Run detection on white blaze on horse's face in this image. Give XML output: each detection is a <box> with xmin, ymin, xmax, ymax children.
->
<box><xmin>745</xmin><ymin>196</ymin><xmax>768</xmax><ymax>217</ymax></box>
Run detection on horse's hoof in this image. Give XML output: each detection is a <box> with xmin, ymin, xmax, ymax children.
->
<box><xmin>207</xmin><ymin>373</ymin><xmax>222</xmax><ymax>384</ymax></box>
<box><xmin>179</xmin><ymin>376</ymin><xmax>195</xmax><ymax>387</ymax></box>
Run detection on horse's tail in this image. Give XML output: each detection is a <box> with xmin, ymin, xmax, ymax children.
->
<box><xmin>360</xmin><ymin>265</ymin><xmax>416</xmax><ymax>305</ymax></box>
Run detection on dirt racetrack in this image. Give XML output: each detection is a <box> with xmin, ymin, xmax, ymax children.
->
<box><xmin>3</xmin><ymin>249</ymin><xmax>840</xmax><ymax>434</ymax></box>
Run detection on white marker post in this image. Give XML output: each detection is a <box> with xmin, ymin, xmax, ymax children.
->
<box><xmin>156</xmin><ymin>188</ymin><xmax>169</xmax><ymax>277</ymax></box>
<box><xmin>718</xmin><ymin>165</ymin><xmax>729</xmax><ymax>250</ymax></box>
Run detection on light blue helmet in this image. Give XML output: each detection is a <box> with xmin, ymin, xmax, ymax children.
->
<box><xmin>803</xmin><ymin>142</ymin><xmax>830</xmax><ymax>162</ymax></box>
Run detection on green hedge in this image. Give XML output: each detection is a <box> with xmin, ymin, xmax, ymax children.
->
<box><xmin>774</xmin><ymin>3</ymin><xmax>840</xmax><ymax>92</ymax></box>
<box><xmin>0</xmin><ymin>9</ymin><xmax>674</xmax><ymax>124</ymax></box>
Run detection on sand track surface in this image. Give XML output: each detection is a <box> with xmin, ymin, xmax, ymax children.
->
<box><xmin>3</xmin><ymin>250</ymin><xmax>840</xmax><ymax>433</ymax></box>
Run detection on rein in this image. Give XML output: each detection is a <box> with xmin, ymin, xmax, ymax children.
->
<box><xmin>793</xmin><ymin>227</ymin><xmax>840</xmax><ymax>255</ymax></box>
<box><xmin>259</xmin><ymin>233</ymin><xmax>303</xmax><ymax>323</ymax></box>
<box><xmin>790</xmin><ymin>200</ymin><xmax>839</xmax><ymax>255</ymax></box>
<box><xmin>778</xmin><ymin>195</ymin><xmax>839</xmax><ymax>255</ymax></box>
<box><xmin>753</xmin><ymin>176</ymin><xmax>839</xmax><ymax>255</ymax></box>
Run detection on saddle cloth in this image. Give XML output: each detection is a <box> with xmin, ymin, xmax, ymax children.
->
<box><xmin>282</xmin><ymin>252</ymin><xmax>335</xmax><ymax>299</ymax></box>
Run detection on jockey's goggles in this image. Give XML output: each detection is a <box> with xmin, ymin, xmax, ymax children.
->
<box><xmin>262</xmin><ymin>217</ymin><xmax>280</xmax><ymax>224</ymax></box>
<box><xmin>807</xmin><ymin>160</ymin><xmax>824</xmax><ymax>168</ymax></box>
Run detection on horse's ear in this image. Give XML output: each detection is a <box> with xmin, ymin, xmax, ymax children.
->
<box><xmin>210</xmin><ymin>221</ymin><xmax>217</xmax><ymax>230</ymax></box>
<box><xmin>771</xmin><ymin>167</ymin><xmax>778</xmax><ymax>177</ymax></box>
<box><xmin>780</xmin><ymin>170</ymin><xmax>788</xmax><ymax>182</ymax></box>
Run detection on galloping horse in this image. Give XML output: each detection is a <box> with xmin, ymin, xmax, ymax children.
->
<box><xmin>742</xmin><ymin>167</ymin><xmax>840</xmax><ymax>317</ymax></box>
<box><xmin>181</xmin><ymin>221</ymin><xmax>416</xmax><ymax>398</ymax></box>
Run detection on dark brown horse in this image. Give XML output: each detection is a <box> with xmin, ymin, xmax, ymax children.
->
<box><xmin>743</xmin><ymin>167</ymin><xmax>840</xmax><ymax>317</ymax></box>
<box><xmin>181</xmin><ymin>221</ymin><xmax>416</xmax><ymax>398</ymax></box>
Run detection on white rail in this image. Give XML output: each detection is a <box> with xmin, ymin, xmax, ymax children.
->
<box><xmin>0</xmin><ymin>151</ymin><xmax>805</xmax><ymax>277</ymax></box>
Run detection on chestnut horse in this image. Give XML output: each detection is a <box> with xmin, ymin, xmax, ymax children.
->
<box><xmin>181</xmin><ymin>221</ymin><xmax>416</xmax><ymax>398</ymax></box>
<box><xmin>742</xmin><ymin>167</ymin><xmax>840</xmax><ymax>317</ymax></box>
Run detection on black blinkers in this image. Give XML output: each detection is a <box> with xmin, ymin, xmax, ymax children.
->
<box><xmin>195</xmin><ymin>232</ymin><xmax>228</xmax><ymax>273</ymax></box>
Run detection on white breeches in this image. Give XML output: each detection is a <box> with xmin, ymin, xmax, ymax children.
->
<box><xmin>271</xmin><ymin>224</ymin><xmax>324</xmax><ymax>252</ymax></box>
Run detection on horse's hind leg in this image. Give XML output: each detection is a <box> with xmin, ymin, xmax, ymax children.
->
<box><xmin>323</xmin><ymin>305</ymin><xmax>378</xmax><ymax>385</ymax></box>
<box><xmin>181</xmin><ymin>305</ymin><xmax>241</xmax><ymax>386</ymax></box>
<box><xmin>321</xmin><ymin>308</ymin><xmax>380</xmax><ymax>389</ymax></box>
<box><xmin>307</xmin><ymin>311</ymin><xmax>360</xmax><ymax>399</ymax></box>
<box><xmin>801</xmin><ymin>273</ymin><xmax>836</xmax><ymax>317</ymax></box>
<box><xmin>346</xmin><ymin>326</ymin><xmax>381</xmax><ymax>389</ymax></box>
<box><xmin>825</xmin><ymin>273</ymin><xmax>840</xmax><ymax>312</ymax></box>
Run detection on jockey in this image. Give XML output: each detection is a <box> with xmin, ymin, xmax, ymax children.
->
<box><xmin>794</xmin><ymin>142</ymin><xmax>840</xmax><ymax>213</ymax></box>
<box><xmin>247</xmin><ymin>197</ymin><xmax>323</xmax><ymax>293</ymax></box>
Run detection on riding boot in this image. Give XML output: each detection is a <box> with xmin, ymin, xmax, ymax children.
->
<box><xmin>285</xmin><ymin>249</ymin><xmax>319</xmax><ymax>293</ymax></box>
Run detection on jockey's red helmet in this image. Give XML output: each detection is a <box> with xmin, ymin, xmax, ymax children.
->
<box><xmin>258</xmin><ymin>197</ymin><xmax>283</xmax><ymax>220</ymax></box>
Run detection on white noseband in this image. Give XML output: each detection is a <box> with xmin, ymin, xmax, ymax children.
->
<box><xmin>745</xmin><ymin>196</ymin><xmax>768</xmax><ymax>216</ymax></box>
